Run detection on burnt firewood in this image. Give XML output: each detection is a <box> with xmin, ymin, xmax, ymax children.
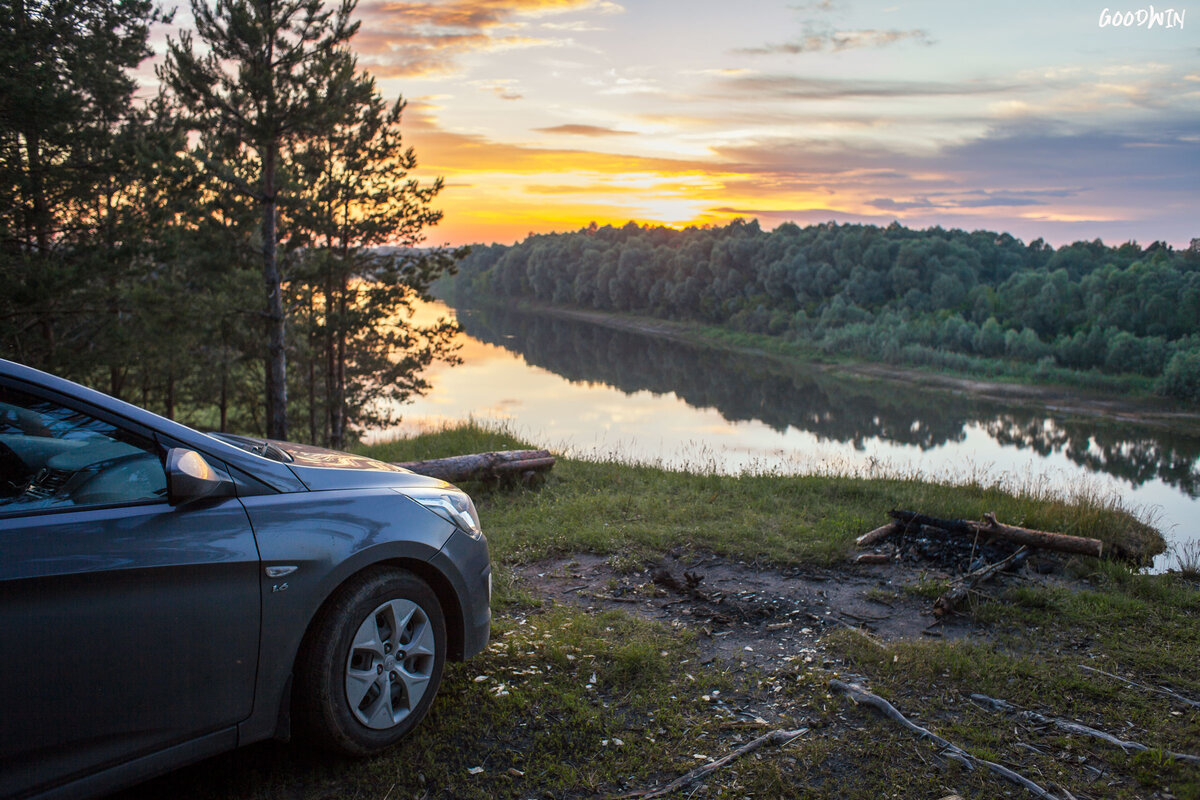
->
<box><xmin>890</xmin><ymin>509</ymin><xmax>1104</xmax><ymax>558</ymax></box>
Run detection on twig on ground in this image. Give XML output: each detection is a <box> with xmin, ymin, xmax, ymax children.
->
<box><xmin>589</xmin><ymin>593</ymin><xmax>642</xmax><ymax>604</ymax></box>
<box><xmin>837</xmin><ymin>609</ymin><xmax>892</xmax><ymax>623</ymax></box>
<box><xmin>971</xmin><ymin>694</ymin><xmax>1200</xmax><ymax>765</ymax></box>
<box><xmin>830</xmin><ymin>680</ymin><xmax>1061</xmax><ymax>800</ymax></box>
<box><xmin>1078</xmin><ymin>665</ymin><xmax>1200</xmax><ymax>709</ymax></box>
<box><xmin>1055</xmin><ymin>784</ymin><xmax>1079</xmax><ymax>800</ymax></box>
<box><xmin>934</xmin><ymin>546</ymin><xmax>1028</xmax><ymax>617</ymax></box>
<box><xmin>615</xmin><ymin>727</ymin><xmax>808</xmax><ymax>799</ymax></box>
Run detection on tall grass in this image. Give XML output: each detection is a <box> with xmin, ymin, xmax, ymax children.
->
<box><xmin>1172</xmin><ymin>538</ymin><xmax>1200</xmax><ymax>578</ymax></box>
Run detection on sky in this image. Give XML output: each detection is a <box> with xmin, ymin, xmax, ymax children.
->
<box><xmin>158</xmin><ymin>1</ymin><xmax>1200</xmax><ymax>247</ymax></box>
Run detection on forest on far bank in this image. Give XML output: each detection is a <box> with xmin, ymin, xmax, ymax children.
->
<box><xmin>444</xmin><ymin>219</ymin><xmax>1200</xmax><ymax>402</ymax></box>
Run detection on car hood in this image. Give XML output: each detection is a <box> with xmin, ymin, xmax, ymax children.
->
<box><xmin>208</xmin><ymin>433</ymin><xmax>449</xmax><ymax>492</ymax></box>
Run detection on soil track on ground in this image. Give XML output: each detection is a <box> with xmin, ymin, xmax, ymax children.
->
<box><xmin>518</xmin><ymin>552</ymin><xmax>991</xmax><ymax>672</ymax></box>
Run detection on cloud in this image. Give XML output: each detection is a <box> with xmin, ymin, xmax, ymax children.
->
<box><xmin>714</xmin><ymin>73</ymin><xmax>1019</xmax><ymax>100</ymax></box>
<box><xmin>534</xmin><ymin>124</ymin><xmax>636</xmax><ymax>136</ymax></box>
<box><xmin>524</xmin><ymin>183</ymin><xmax>636</xmax><ymax>193</ymax></box>
<box><xmin>945</xmin><ymin>195</ymin><xmax>1045</xmax><ymax>208</ymax></box>
<box><xmin>472</xmin><ymin>79</ymin><xmax>524</xmax><ymax>100</ymax></box>
<box><xmin>870</xmin><ymin>197</ymin><xmax>934</xmax><ymax>211</ymax></box>
<box><xmin>706</xmin><ymin>206</ymin><xmax>897</xmax><ymax>226</ymax></box>
<box><xmin>869</xmin><ymin>190</ymin><xmax>1067</xmax><ymax>212</ymax></box>
<box><xmin>738</xmin><ymin>27</ymin><xmax>934</xmax><ymax>55</ymax></box>
<box><xmin>595</xmin><ymin>76</ymin><xmax>668</xmax><ymax>96</ymax></box>
<box><xmin>540</xmin><ymin>19</ymin><xmax>607</xmax><ymax>31</ymax></box>
<box><xmin>354</xmin><ymin>0</ymin><xmax>618</xmax><ymax>77</ymax></box>
<box><xmin>407</xmin><ymin>126</ymin><xmax>717</xmax><ymax>175</ymax></box>
<box><xmin>936</xmin><ymin>117</ymin><xmax>1200</xmax><ymax>191</ymax></box>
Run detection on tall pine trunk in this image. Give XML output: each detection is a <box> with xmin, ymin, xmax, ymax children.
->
<box><xmin>307</xmin><ymin>290</ymin><xmax>317</xmax><ymax>444</ymax></box>
<box><xmin>324</xmin><ymin>265</ymin><xmax>335</xmax><ymax>448</ymax></box>
<box><xmin>262</xmin><ymin>143</ymin><xmax>287</xmax><ymax>439</ymax></box>
<box><xmin>329</xmin><ymin>271</ymin><xmax>348</xmax><ymax>451</ymax></box>
<box><xmin>219</xmin><ymin>369</ymin><xmax>228</xmax><ymax>432</ymax></box>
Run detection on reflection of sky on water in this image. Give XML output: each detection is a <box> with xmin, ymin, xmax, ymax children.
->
<box><xmin>375</xmin><ymin>302</ymin><xmax>1199</xmax><ymax>572</ymax></box>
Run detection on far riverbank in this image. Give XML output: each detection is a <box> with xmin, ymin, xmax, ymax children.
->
<box><xmin>500</xmin><ymin>300</ymin><xmax>1200</xmax><ymax>436</ymax></box>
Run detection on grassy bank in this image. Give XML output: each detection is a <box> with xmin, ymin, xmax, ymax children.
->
<box><xmin>122</xmin><ymin>425</ymin><xmax>1196</xmax><ymax>800</ymax></box>
<box><xmin>364</xmin><ymin>422</ymin><xmax>1166</xmax><ymax>571</ymax></box>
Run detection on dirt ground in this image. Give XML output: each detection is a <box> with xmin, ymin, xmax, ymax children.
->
<box><xmin>517</xmin><ymin>551</ymin><xmax>995</xmax><ymax>673</ymax></box>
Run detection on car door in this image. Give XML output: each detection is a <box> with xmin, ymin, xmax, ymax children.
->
<box><xmin>0</xmin><ymin>383</ymin><xmax>260</xmax><ymax>798</ymax></box>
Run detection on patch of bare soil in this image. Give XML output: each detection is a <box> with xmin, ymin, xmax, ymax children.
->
<box><xmin>517</xmin><ymin>551</ymin><xmax>993</xmax><ymax>673</ymax></box>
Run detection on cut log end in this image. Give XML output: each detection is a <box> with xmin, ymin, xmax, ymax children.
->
<box><xmin>856</xmin><ymin>521</ymin><xmax>900</xmax><ymax>548</ymax></box>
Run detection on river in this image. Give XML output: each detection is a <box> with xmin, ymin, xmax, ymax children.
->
<box><xmin>373</xmin><ymin>300</ymin><xmax>1200</xmax><ymax>571</ymax></box>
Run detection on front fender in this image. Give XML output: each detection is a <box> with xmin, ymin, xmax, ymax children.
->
<box><xmin>236</xmin><ymin>488</ymin><xmax>457</xmax><ymax>744</ymax></box>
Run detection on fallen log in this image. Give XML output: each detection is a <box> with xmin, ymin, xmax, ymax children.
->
<box><xmin>890</xmin><ymin>509</ymin><xmax>1104</xmax><ymax>559</ymax></box>
<box><xmin>393</xmin><ymin>449</ymin><xmax>555</xmax><ymax>485</ymax></box>
<box><xmin>973</xmin><ymin>512</ymin><xmax>1103</xmax><ymax>558</ymax></box>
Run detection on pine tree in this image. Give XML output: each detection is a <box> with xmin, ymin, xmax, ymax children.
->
<box><xmin>290</xmin><ymin>88</ymin><xmax>462</xmax><ymax>448</ymax></box>
<box><xmin>0</xmin><ymin>0</ymin><xmax>163</xmax><ymax>374</ymax></box>
<box><xmin>162</xmin><ymin>0</ymin><xmax>370</xmax><ymax>438</ymax></box>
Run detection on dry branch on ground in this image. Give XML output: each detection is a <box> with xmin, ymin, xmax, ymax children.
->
<box><xmin>830</xmin><ymin>680</ymin><xmax>1062</xmax><ymax>800</ymax></box>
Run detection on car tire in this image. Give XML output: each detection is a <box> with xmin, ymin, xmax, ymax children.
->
<box><xmin>294</xmin><ymin>567</ymin><xmax>446</xmax><ymax>756</ymax></box>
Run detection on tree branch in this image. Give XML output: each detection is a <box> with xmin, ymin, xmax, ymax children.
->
<box><xmin>971</xmin><ymin>693</ymin><xmax>1200</xmax><ymax>765</ymax></box>
<box><xmin>830</xmin><ymin>680</ymin><xmax>1061</xmax><ymax>800</ymax></box>
<box><xmin>1078</xmin><ymin>665</ymin><xmax>1200</xmax><ymax>709</ymax></box>
<box><xmin>194</xmin><ymin>154</ymin><xmax>264</xmax><ymax>202</ymax></box>
<box><xmin>615</xmin><ymin>726</ymin><xmax>809</xmax><ymax>799</ymax></box>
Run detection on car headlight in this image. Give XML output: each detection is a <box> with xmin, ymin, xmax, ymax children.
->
<box><xmin>397</xmin><ymin>487</ymin><xmax>483</xmax><ymax>538</ymax></box>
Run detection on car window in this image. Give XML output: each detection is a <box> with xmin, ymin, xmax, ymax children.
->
<box><xmin>0</xmin><ymin>386</ymin><xmax>167</xmax><ymax>516</ymax></box>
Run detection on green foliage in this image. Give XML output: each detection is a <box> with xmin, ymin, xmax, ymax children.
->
<box><xmin>286</xmin><ymin>86</ymin><xmax>463</xmax><ymax>447</ymax></box>
<box><xmin>0</xmin><ymin>0</ymin><xmax>169</xmax><ymax>377</ymax></box>
<box><xmin>161</xmin><ymin>0</ymin><xmax>371</xmax><ymax>438</ymax></box>
<box><xmin>1157</xmin><ymin>350</ymin><xmax>1200</xmax><ymax>403</ymax></box>
<box><xmin>448</xmin><ymin>220</ymin><xmax>1200</xmax><ymax>396</ymax></box>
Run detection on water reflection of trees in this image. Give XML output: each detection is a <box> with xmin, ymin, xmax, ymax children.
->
<box><xmin>456</xmin><ymin>305</ymin><xmax>1200</xmax><ymax>497</ymax></box>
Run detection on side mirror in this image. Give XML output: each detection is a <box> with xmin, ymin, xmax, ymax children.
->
<box><xmin>166</xmin><ymin>448</ymin><xmax>234</xmax><ymax>506</ymax></box>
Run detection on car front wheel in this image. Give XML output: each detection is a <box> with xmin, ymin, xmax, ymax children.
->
<box><xmin>295</xmin><ymin>567</ymin><xmax>446</xmax><ymax>756</ymax></box>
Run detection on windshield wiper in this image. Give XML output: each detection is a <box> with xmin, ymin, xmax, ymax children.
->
<box><xmin>208</xmin><ymin>432</ymin><xmax>294</xmax><ymax>463</ymax></box>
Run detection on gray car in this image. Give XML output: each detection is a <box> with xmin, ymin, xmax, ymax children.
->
<box><xmin>0</xmin><ymin>358</ymin><xmax>491</xmax><ymax>799</ymax></box>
